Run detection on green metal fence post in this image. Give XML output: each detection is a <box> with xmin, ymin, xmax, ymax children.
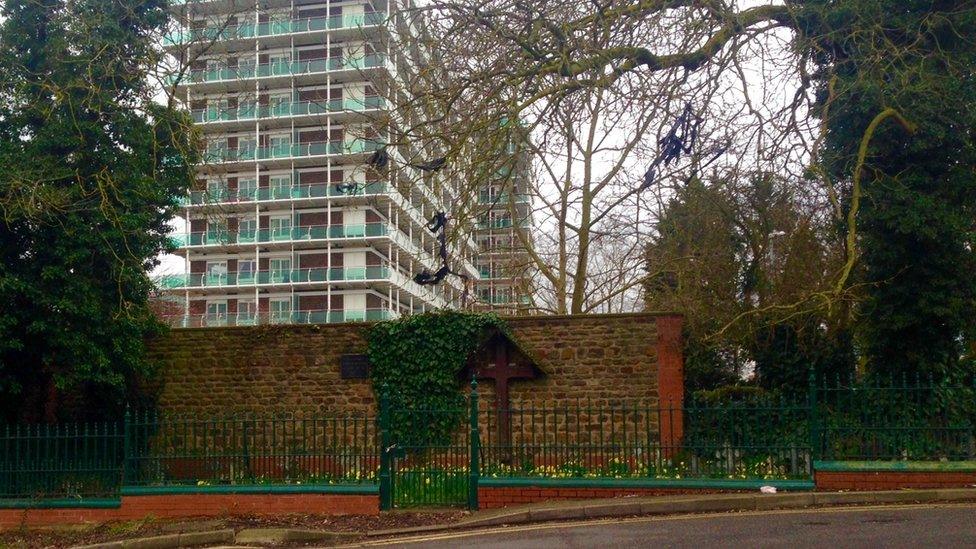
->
<box><xmin>468</xmin><ymin>378</ymin><xmax>480</xmax><ymax>511</ymax></box>
<box><xmin>808</xmin><ymin>369</ymin><xmax>820</xmax><ymax>465</ymax></box>
<box><xmin>378</xmin><ymin>388</ymin><xmax>392</xmax><ymax>511</ymax></box>
<box><xmin>122</xmin><ymin>405</ymin><xmax>131</xmax><ymax>487</ymax></box>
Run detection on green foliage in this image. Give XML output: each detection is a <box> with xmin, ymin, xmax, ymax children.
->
<box><xmin>0</xmin><ymin>0</ymin><xmax>198</xmax><ymax>420</ymax></box>
<box><xmin>367</xmin><ymin>310</ymin><xmax>508</xmax><ymax>446</ymax></box>
<box><xmin>645</xmin><ymin>176</ymin><xmax>854</xmax><ymax>393</ymax></box>
<box><xmin>797</xmin><ymin>0</ymin><xmax>976</xmax><ymax>377</ymax></box>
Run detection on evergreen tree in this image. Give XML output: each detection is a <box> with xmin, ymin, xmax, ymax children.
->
<box><xmin>0</xmin><ymin>0</ymin><xmax>197</xmax><ymax>420</ymax></box>
<box><xmin>797</xmin><ymin>0</ymin><xmax>976</xmax><ymax>377</ymax></box>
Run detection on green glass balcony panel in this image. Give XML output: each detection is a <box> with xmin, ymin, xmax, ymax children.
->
<box><xmin>344</xmin><ymin>266</ymin><xmax>367</xmax><ymax>280</ymax></box>
<box><xmin>341</xmin><ymin>224</ymin><xmax>366</xmax><ymax>238</ymax></box>
<box><xmin>269</xmin><ymin>186</ymin><xmax>292</xmax><ymax>199</ymax></box>
<box><xmin>205</xmin><ymin>274</ymin><xmax>228</xmax><ymax>286</ymax></box>
<box><xmin>301</xmin><ymin>310</ymin><xmax>329</xmax><ymax>324</ymax></box>
<box><xmin>302</xmin><ymin>268</ymin><xmax>330</xmax><ymax>283</ymax></box>
<box><xmin>158</xmin><ymin>275</ymin><xmax>187</xmax><ymax>289</ymax></box>
<box><xmin>168</xmin><ymin>12</ymin><xmax>387</xmax><ymax>47</ymax></box>
<box><xmin>270</xmin><ymin>229</ymin><xmax>292</xmax><ymax>242</ymax></box>
<box><xmin>237</xmin><ymin>188</ymin><xmax>258</xmax><ymax>201</ymax></box>
<box><xmin>205</xmin><ymin>231</ymin><xmax>230</xmax><ymax>244</ymax></box>
<box><xmin>269</xmin><ymin>270</ymin><xmax>291</xmax><ymax>283</ymax></box>
<box><xmin>365</xmin><ymin>266</ymin><xmax>389</xmax><ymax>279</ymax></box>
<box><xmin>270</xmin><ymin>103</ymin><xmax>291</xmax><ymax>117</ymax></box>
<box><xmin>236</xmin><ymin>315</ymin><xmax>257</xmax><ymax>326</ymax></box>
<box><xmin>237</xmin><ymin>230</ymin><xmax>257</xmax><ymax>244</ymax></box>
<box><xmin>269</xmin><ymin>312</ymin><xmax>293</xmax><ymax>325</ymax></box>
<box><xmin>204</xmin><ymin>315</ymin><xmax>228</xmax><ymax>327</ymax></box>
<box><xmin>365</xmin><ymin>223</ymin><xmax>388</xmax><ymax>237</ymax></box>
<box><xmin>237</xmin><ymin>272</ymin><xmax>256</xmax><ymax>285</ymax></box>
<box><xmin>237</xmin><ymin>106</ymin><xmax>258</xmax><ymax>119</ymax></box>
<box><xmin>362</xmin><ymin>96</ymin><xmax>385</xmax><ymax>109</ymax></box>
<box><xmin>344</xmin><ymin>310</ymin><xmax>366</xmax><ymax>322</ymax></box>
<box><xmin>363</xmin><ymin>181</ymin><xmax>387</xmax><ymax>194</ymax></box>
<box><xmin>365</xmin><ymin>309</ymin><xmax>392</xmax><ymax>321</ymax></box>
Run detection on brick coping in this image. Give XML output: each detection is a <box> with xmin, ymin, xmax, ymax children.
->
<box><xmin>479</xmin><ymin>477</ymin><xmax>814</xmax><ymax>490</ymax></box>
<box><xmin>122</xmin><ymin>484</ymin><xmax>378</xmax><ymax>496</ymax></box>
<box><xmin>814</xmin><ymin>460</ymin><xmax>976</xmax><ymax>472</ymax></box>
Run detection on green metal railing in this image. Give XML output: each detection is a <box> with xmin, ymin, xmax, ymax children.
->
<box><xmin>0</xmin><ymin>422</ymin><xmax>124</xmax><ymax>500</ymax></box>
<box><xmin>3</xmin><ymin>375</ymin><xmax>974</xmax><ymax>506</ymax></box>
<box><xmin>125</xmin><ymin>410</ymin><xmax>377</xmax><ymax>487</ymax></box>
<box><xmin>814</xmin><ymin>373</ymin><xmax>976</xmax><ymax>461</ymax></box>
<box><xmin>482</xmin><ymin>395</ymin><xmax>811</xmax><ymax>481</ymax></box>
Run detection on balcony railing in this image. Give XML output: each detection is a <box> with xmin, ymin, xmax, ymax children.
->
<box><xmin>168</xmin><ymin>222</ymin><xmax>389</xmax><ymax>247</ymax></box>
<box><xmin>162</xmin><ymin>308</ymin><xmax>393</xmax><ymax>328</ymax></box>
<box><xmin>192</xmin><ymin>97</ymin><xmax>385</xmax><ymax>124</ymax></box>
<box><xmin>179</xmin><ymin>181</ymin><xmax>387</xmax><ymax>206</ymax></box>
<box><xmin>159</xmin><ymin>266</ymin><xmax>391</xmax><ymax>289</ymax></box>
<box><xmin>172</xmin><ymin>54</ymin><xmax>387</xmax><ymax>85</ymax></box>
<box><xmin>478</xmin><ymin>192</ymin><xmax>530</xmax><ymax>205</ymax></box>
<box><xmin>164</xmin><ymin>13</ymin><xmax>386</xmax><ymax>46</ymax></box>
<box><xmin>202</xmin><ymin>139</ymin><xmax>382</xmax><ymax>163</ymax></box>
<box><xmin>475</xmin><ymin>218</ymin><xmax>531</xmax><ymax>230</ymax></box>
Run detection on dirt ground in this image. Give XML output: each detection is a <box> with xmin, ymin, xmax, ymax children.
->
<box><xmin>0</xmin><ymin>510</ymin><xmax>467</xmax><ymax>548</ymax></box>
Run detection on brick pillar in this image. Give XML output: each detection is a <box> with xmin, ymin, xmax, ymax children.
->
<box><xmin>655</xmin><ymin>315</ymin><xmax>684</xmax><ymax>455</ymax></box>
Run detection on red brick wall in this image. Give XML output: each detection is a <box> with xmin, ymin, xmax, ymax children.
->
<box><xmin>478</xmin><ymin>486</ymin><xmax>712</xmax><ymax>509</ymax></box>
<box><xmin>0</xmin><ymin>493</ymin><xmax>377</xmax><ymax>529</ymax></box>
<box><xmin>655</xmin><ymin>315</ymin><xmax>684</xmax><ymax>449</ymax></box>
<box><xmin>815</xmin><ymin>471</ymin><xmax>976</xmax><ymax>491</ymax></box>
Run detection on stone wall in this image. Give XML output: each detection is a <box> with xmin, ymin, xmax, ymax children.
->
<box><xmin>146</xmin><ymin>313</ymin><xmax>684</xmax><ymax>419</ymax></box>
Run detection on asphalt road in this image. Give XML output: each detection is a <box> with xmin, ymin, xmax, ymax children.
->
<box><xmin>364</xmin><ymin>504</ymin><xmax>976</xmax><ymax>549</ymax></box>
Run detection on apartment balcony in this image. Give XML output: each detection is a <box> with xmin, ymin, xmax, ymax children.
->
<box><xmin>477</xmin><ymin>294</ymin><xmax>532</xmax><ymax>306</ymax></box>
<box><xmin>159</xmin><ymin>266</ymin><xmax>393</xmax><ymax>290</ymax></box>
<box><xmin>171</xmin><ymin>54</ymin><xmax>388</xmax><ymax>90</ymax></box>
<box><xmin>475</xmin><ymin>218</ymin><xmax>532</xmax><ymax>230</ymax></box>
<box><xmin>178</xmin><ymin>181</ymin><xmax>388</xmax><ymax>208</ymax></box>
<box><xmin>477</xmin><ymin>192</ymin><xmax>530</xmax><ymax>205</ymax></box>
<box><xmin>164</xmin><ymin>13</ymin><xmax>386</xmax><ymax>48</ymax></box>
<box><xmin>201</xmin><ymin>139</ymin><xmax>383</xmax><ymax>168</ymax></box>
<box><xmin>191</xmin><ymin>97</ymin><xmax>385</xmax><ymax>130</ymax></box>
<box><xmin>161</xmin><ymin>266</ymin><xmax>449</xmax><ymax>308</ymax></box>
<box><xmin>169</xmin><ymin>222</ymin><xmax>389</xmax><ymax>249</ymax></box>
<box><xmin>162</xmin><ymin>308</ymin><xmax>393</xmax><ymax>328</ymax></box>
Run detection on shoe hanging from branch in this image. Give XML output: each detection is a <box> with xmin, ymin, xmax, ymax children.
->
<box><xmin>641</xmin><ymin>102</ymin><xmax>701</xmax><ymax>190</ymax></box>
<box><xmin>413</xmin><ymin>211</ymin><xmax>470</xmax><ymax>305</ymax></box>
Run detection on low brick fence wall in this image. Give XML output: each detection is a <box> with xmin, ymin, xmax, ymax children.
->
<box><xmin>814</xmin><ymin>461</ymin><xmax>976</xmax><ymax>491</ymax></box>
<box><xmin>0</xmin><ymin>488</ymin><xmax>377</xmax><ymax>529</ymax></box>
<box><xmin>477</xmin><ymin>478</ymin><xmax>814</xmax><ymax>509</ymax></box>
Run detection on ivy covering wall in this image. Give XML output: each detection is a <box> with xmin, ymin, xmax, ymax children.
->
<box><xmin>366</xmin><ymin>311</ymin><xmax>509</xmax><ymax>446</ymax></box>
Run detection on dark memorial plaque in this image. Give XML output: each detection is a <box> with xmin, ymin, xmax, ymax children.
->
<box><xmin>340</xmin><ymin>354</ymin><xmax>371</xmax><ymax>379</ymax></box>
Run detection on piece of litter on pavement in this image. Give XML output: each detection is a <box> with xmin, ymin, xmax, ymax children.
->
<box><xmin>760</xmin><ymin>486</ymin><xmax>777</xmax><ymax>494</ymax></box>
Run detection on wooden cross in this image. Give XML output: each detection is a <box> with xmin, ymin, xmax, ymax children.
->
<box><xmin>475</xmin><ymin>336</ymin><xmax>538</xmax><ymax>449</ymax></box>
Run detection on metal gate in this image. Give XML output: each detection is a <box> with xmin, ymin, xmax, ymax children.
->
<box><xmin>379</xmin><ymin>385</ymin><xmax>479</xmax><ymax>510</ymax></box>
